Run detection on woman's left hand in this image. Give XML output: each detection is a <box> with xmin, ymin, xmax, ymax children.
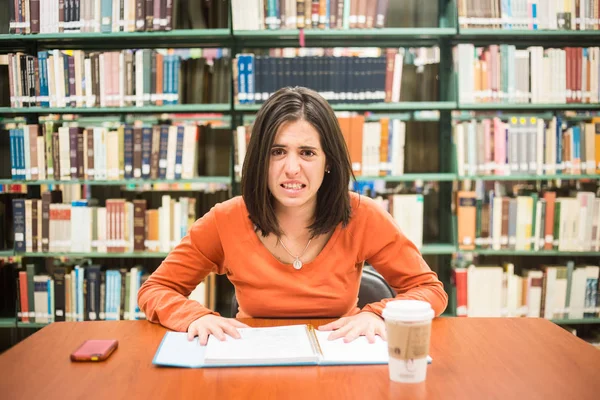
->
<box><xmin>318</xmin><ymin>312</ymin><xmax>387</xmax><ymax>343</ymax></box>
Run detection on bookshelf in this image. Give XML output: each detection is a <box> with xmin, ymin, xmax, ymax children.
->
<box><xmin>0</xmin><ymin>177</ymin><xmax>232</xmax><ymax>185</ymax></box>
<box><xmin>0</xmin><ymin>105</ymin><xmax>232</xmax><ymax>115</ymax></box>
<box><xmin>1</xmin><ymin>0</ymin><xmax>600</xmax><ymax>345</ymax></box>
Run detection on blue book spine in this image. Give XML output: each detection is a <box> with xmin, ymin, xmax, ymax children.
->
<box><xmin>174</xmin><ymin>126</ymin><xmax>184</xmax><ymax>180</ymax></box>
<box><xmin>12</xmin><ymin>198</ymin><xmax>25</xmax><ymax>253</ymax></box>
<box><xmin>124</xmin><ymin>125</ymin><xmax>134</xmax><ymax>179</ymax></box>
<box><xmin>572</xmin><ymin>125</ymin><xmax>581</xmax><ymax>171</ymax></box>
<box><xmin>162</xmin><ymin>54</ymin><xmax>169</xmax><ymax>106</ymax></box>
<box><xmin>238</xmin><ymin>55</ymin><xmax>247</xmax><ymax>104</ymax></box>
<box><xmin>246</xmin><ymin>54</ymin><xmax>255</xmax><ymax>104</ymax></box>
<box><xmin>101</xmin><ymin>0</ymin><xmax>112</xmax><ymax>33</ymax></box>
<box><xmin>113</xmin><ymin>271</ymin><xmax>122</xmax><ymax>320</ymax></box>
<box><xmin>531</xmin><ymin>3</ymin><xmax>537</xmax><ymax>30</ymax></box>
<box><xmin>141</xmin><ymin>127</ymin><xmax>152</xmax><ymax>179</ymax></box>
<box><xmin>47</xmin><ymin>277</ymin><xmax>53</xmax><ymax>322</ymax></box>
<box><xmin>17</xmin><ymin>128</ymin><xmax>25</xmax><ymax>180</ymax></box>
<box><xmin>556</xmin><ymin>117</ymin><xmax>563</xmax><ymax>173</ymax></box>
<box><xmin>266</xmin><ymin>0</ymin><xmax>277</xmax><ymax>29</ymax></box>
<box><xmin>9</xmin><ymin>129</ymin><xmax>17</xmax><ymax>178</ymax></box>
<box><xmin>158</xmin><ymin>125</ymin><xmax>169</xmax><ymax>179</ymax></box>
<box><xmin>166</xmin><ymin>55</ymin><xmax>174</xmax><ymax>105</ymax></box>
<box><xmin>38</xmin><ymin>51</ymin><xmax>50</xmax><ymax>107</ymax></box>
<box><xmin>172</xmin><ymin>56</ymin><xmax>180</xmax><ymax>105</ymax></box>
<box><xmin>343</xmin><ymin>0</ymin><xmax>350</xmax><ymax>29</ymax></box>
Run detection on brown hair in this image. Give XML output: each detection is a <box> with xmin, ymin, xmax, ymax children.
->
<box><xmin>241</xmin><ymin>87</ymin><xmax>354</xmax><ymax>238</ymax></box>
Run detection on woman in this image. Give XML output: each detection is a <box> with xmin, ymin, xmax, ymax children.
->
<box><xmin>138</xmin><ymin>87</ymin><xmax>448</xmax><ymax>345</ymax></box>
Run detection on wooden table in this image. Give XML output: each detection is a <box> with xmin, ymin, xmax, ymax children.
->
<box><xmin>1</xmin><ymin>317</ymin><xmax>599</xmax><ymax>399</ymax></box>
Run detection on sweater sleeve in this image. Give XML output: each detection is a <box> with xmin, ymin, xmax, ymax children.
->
<box><xmin>356</xmin><ymin>197</ymin><xmax>448</xmax><ymax>317</ymax></box>
<box><xmin>137</xmin><ymin>205</ymin><xmax>225</xmax><ymax>332</ymax></box>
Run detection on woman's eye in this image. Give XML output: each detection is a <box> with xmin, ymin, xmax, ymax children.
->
<box><xmin>301</xmin><ymin>150</ymin><xmax>315</xmax><ymax>157</ymax></box>
<box><xmin>271</xmin><ymin>149</ymin><xmax>284</xmax><ymax>156</ymax></box>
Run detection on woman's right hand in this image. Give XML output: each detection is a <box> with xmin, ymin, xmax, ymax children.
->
<box><xmin>187</xmin><ymin>314</ymin><xmax>250</xmax><ymax>345</ymax></box>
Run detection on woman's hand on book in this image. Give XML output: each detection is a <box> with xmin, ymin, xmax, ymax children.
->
<box><xmin>187</xmin><ymin>315</ymin><xmax>250</xmax><ymax>345</ymax></box>
<box><xmin>317</xmin><ymin>312</ymin><xmax>386</xmax><ymax>344</ymax></box>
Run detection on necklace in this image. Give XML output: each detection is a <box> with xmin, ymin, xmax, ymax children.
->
<box><xmin>278</xmin><ymin>237</ymin><xmax>312</xmax><ymax>270</ymax></box>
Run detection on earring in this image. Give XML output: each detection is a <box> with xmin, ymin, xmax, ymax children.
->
<box><xmin>326</xmin><ymin>169</ymin><xmax>331</xmax><ymax>174</ymax></box>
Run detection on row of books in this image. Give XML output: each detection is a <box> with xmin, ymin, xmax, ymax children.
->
<box><xmin>3</xmin><ymin>49</ymin><xmax>230</xmax><ymax>108</ymax></box>
<box><xmin>12</xmin><ymin>194</ymin><xmax>198</xmax><ymax>254</ymax></box>
<box><xmin>231</xmin><ymin>0</ymin><xmax>439</xmax><ymax>31</ymax></box>
<box><xmin>373</xmin><ymin>193</ymin><xmax>424</xmax><ymax>249</ymax></box>
<box><xmin>456</xmin><ymin>44</ymin><xmax>600</xmax><ymax>105</ymax></box>
<box><xmin>454</xmin><ymin>116</ymin><xmax>600</xmax><ymax>177</ymax></box>
<box><xmin>3</xmin><ymin>121</ymin><xmax>230</xmax><ymax>182</ymax></box>
<box><xmin>235</xmin><ymin>115</ymin><xmax>412</xmax><ymax>178</ymax></box>
<box><xmin>458</xmin><ymin>0</ymin><xmax>600</xmax><ymax>30</ymax></box>
<box><xmin>457</xmin><ymin>188</ymin><xmax>600</xmax><ymax>252</ymax></box>
<box><xmin>453</xmin><ymin>262</ymin><xmax>600</xmax><ymax>319</ymax></box>
<box><xmin>234</xmin><ymin>47</ymin><xmax>440</xmax><ymax>104</ymax></box>
<box><xmin>13</xmin><ymin>262</ymin><xmax>214</xmax><ymax>324</ymax></box>
<box><xmin>4</xmin><ymin>0</ymin><xmax>228</xmax><ymax>34</ymax></box>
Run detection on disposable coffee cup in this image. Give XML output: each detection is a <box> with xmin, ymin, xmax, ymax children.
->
<box><xmin>382</xmin><ymin>300</ymin><xmax>434</xmax><ymax>383</ymax></box>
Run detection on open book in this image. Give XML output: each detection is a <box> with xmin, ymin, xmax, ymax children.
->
<box><xmin>153</xmin><ymin>324</ymin><xmax>432</xmax><ymax>368</ymax></box>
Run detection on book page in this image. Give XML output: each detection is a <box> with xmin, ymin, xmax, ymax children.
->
<box><xmin>153</xmin><ymin>332</ymin><xmax>207</xmax><ymax>368</ymax></box>
<box><xmin>204</xmin><ymin>325</ymin><xmax>319</xmax><ymax>366</ymax></box>
<box><xmin>315</xmin><ymin>330</ymin><xmax>389</xmax><ymax>364</ymax></box>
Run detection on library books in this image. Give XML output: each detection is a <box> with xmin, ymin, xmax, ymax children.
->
<box><xmin>234</xmin><ymin>47</ymin><xmax>440</xmax><ymax>105</ymax></box>
<box><xmin>458</xmin><ymin>0</ymin><xmax>600</xmax><ymax>30</ymax></box>
<box><xmin>456</xmin><ymin>188</ymin><xmax>600</xmax><ymax>252</ymax></box>
<box><xmin>15</xmin><ymin>262</ymin><xmax>215</xmax><ymax>323</ymax></box>
<box><xmin>4</xmin><ymin>0</ymin><xmax>228</xmax><ymax>34</ymax></box>
<box><xmin>12</xmin><ymin>194</ymin><xmax>198</xmax><ymax>254</ymax></box>
<box><xmin>453</xmin><ymin>116</ymin><xmax>600</xmax><ymax>177</ymax></box>
<box><xmin>235</xmin><ymin>115</ymin><xmax>410</xmax><ymax>178</ymax></box>
<box><xmin>452</xmin><ymin>262</ymin><xmax>600</xmax><ymax>320</ymax></box>
<box><xmin>5</xmin><ymin>121</ymin><xmax>231</xmax><ymax>182</ymax></box>
<box><xmin>153</xmin><ymin>324</ymin><xmax>405</xmax><ymax>368</ymax></box>
<box><xmin>374</xmin><ymin>194</ymin><xmax>424</xmax><ymax>250</ymax></box>
<box><xmin>4</xmin><ymin>49</ymin><xmax>230</xmax><ymax>109</ymax></box>
<box><xmin>231</xmin><ymin>0</ymin><xmax>439</xmax><ymax>31</ymax></box>
<box><xmin>455</xmin><ymin>44</ymin><xmax>600</xmax><ymax>105</ymax></box>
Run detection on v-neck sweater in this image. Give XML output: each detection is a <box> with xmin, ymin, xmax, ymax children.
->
<box><xmin>138</xmin><ymin>192</ymin><xmax>448</xmax><ymax>332</ymax></box>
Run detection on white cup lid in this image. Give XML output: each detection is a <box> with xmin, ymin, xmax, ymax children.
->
<box><xmin>382</xmin><ymin>300</ymin><xmax>435</xmax><ymax>322</ymax></box>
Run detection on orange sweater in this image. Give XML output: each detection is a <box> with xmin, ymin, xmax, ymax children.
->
<box><xmin>138</xmin><ymin>192</ymin><xmax>448</xmax><ymax>332</ymax></box>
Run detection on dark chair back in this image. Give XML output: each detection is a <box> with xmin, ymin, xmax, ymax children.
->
<box><xmin>230</xmin><ymin>268</ymin><xmax>396</xmax><ymax>316</ymax></box>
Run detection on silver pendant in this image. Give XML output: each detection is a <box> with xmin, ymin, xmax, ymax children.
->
<box><xmin>293</xmin><ymin>258</ymin><xmax>303</xmax><ymax>270</ymax></box>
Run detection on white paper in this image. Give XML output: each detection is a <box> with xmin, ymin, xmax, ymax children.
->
<box><xmin>203</xmin><ymin>325</ymin><xmax>318</xmax><ymax>365</ymax></box>
<box><xmin>315</xmin><ymin>330</ymin><xmax>389</xmax><ymax>364</ymax></box>
<box><xmin>153</xmin><ymin>332</ymin><xmax>206</xmax><ymax>368</ymax></box>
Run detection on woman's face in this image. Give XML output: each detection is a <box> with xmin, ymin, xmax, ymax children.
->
<box><xmin>268</xmin><ymin>119</ymin><xmax>327</xmax><ymax>214</ymax></box>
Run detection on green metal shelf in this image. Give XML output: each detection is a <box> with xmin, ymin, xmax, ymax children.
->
<box><xmin>234</xmin><ymin>28</ymin><xmax>457</xmax><ymax>47</ymax></box>
<box><xmin>551</xmin><ymin>318</ymin><xmax>600</xmax><ymax>325</ymax></box>
<box><xmin>235</xmin><ymin>102</ymin><xmax>457</xmax><ymax>112</ymax></box>
<box><xmin>0</xmin><ymin>177</ymin><xmax>232</xmax><ymax>185</ymax></box>
<box><xmin>459</xmin><ymin>103</ymin><xmax>600</xmax><ymax>111</ymax></box>
<box><xmin>18</xmin><ymin>252</ymin><xmax>170</xmax><ymax>258</ymax></box>
<box><xmin>16</xmin><ymin>322</ymin><xmax>49</xmax><ymax>329</ymax></box>
<box><xmin>0</xmin><ymin>318</ymin><xmax>16</xmax><ymax>328</ymax></box>
<box><xmin>458</xmin><ymin>174</ymin><xmax>600</xmax><ymax>181</ymax></box>
<box><xmin>0</xmin><ymin>29</ymin><xmax>232</xmax><ymax>49</ymax></box>
<box><xmin>421</xmin><ymin>244</ymin><xmax>457</xmax><ymax>255</ymax></box>
<box><xmin>0</xmin><ymin>104</ymin><xmax>231</xmax><ymax>115</ymax></box>
<box><xmin>461</xmin><ymin>249</ymin><xmax>600</xmax><ymax>256</ymax></box>
<box><xmin>356</xmin><ymin>173</ymin><xmax>457</xmax><ymax>182</ymax></box>
<box><xmin>458</xmin><ymin>29</ymin><xmax>600</xmax><ymax>36</ymax></box>
<box><xmin>0</xmin><ymin>250</ymin><xmax>14</xmax><ymax>257</ymax></box>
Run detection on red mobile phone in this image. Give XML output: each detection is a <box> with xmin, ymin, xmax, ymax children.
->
<box><xmin>70</xmin><ymin>339</ymin><xmax>118</xmax><ymax>362</ymax></box>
